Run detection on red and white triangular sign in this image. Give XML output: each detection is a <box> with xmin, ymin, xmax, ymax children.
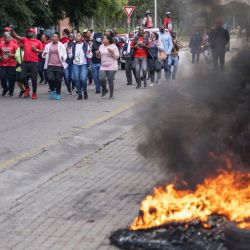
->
<box><xmin>123</xmin><ymin>6</ymin><xmax>135</xmax><ymax>17</ymax></box>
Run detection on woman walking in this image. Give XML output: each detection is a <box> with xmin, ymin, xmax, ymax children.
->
<box><xmin>148</xmin><ymin>32</ymin><xmax>162</xmax><ymax>86</ymax></box>
<box><xmin>99</xmin><ymin>35</ymin><xmax>119</xmax><ymax>99</ymax></box>
<box><xmin>42</xmin><ymin>32</ymin><xmax>67</xmax><ymax>100</ymax></box>
<box><xmin>69</xmin><ymin>32</ymin><xmax>92</xmax><ymax>100</ymax></box>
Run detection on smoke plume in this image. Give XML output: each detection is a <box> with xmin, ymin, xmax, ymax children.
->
<box><xmin>138</xmin><ymin>49</ymin><xmax>250</xmax><ymax>187</ymax></box>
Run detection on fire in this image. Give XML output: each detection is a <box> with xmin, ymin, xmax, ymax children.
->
<box><xmin>130</xmin><ymin>171</ymin><xmax>250</xmax><ymax>230</ymax></box>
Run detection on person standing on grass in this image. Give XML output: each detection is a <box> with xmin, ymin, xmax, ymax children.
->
<box><xmin>69</xmin><ymin>32</ymin><xmax>92</xmax><ymax>100</ymax></box>
<box><xmin>99</xmin><ymin>35</ymin><xmax>119</xmax><ymax>99</ymax></box>
<box><xmin>42</xmin><ymin>33</ymin><xmax>67</xmax><ymax>101</ymax></box>
<box><xmin>11</xmin><ymin>27</ymin><xmax>44</xmax><ymax>100</ymax></box>
<box><xmin>0</xmin><ymin>33</ymin><xmax>18</xmax><ymax>97</ymax></box>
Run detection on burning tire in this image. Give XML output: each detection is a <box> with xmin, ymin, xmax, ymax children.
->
<box><xmin>224</xmin><ymin>223</ymin><xmax>250</xmax><ymax>250</ymax></box>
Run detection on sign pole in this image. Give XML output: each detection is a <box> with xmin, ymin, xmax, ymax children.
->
<box><xmin>123</xmin><ymin>6</ymin><xmax>135</xmax><ymax>33</ymax></box>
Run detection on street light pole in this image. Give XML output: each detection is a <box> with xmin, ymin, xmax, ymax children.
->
<box><xmin>154</xmin><ymin>0</ymin><xmax>157</xmax><ymax>28</ymax></box>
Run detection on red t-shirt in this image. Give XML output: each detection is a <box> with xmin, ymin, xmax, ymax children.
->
<box><xmin>0</xmin><ymin>42</ymin><xmax>18</xmax><ymax>66</ymax></box>
<box><xmin>0</xmin><ymin>37</ymin><xmax>18</xmax><ymax>46</ymax></box>
<box><xmin>61</xmin><ymin>37</ymin><xmax>69</xmax><ymax>44</ymax></box>
<box><xmin>21</xmin><ymin>37</ymin><xmax>43</xmax><ymax>62</ymax></box>
<box><xmin>164</xmin><ymin>17</ymin><xmax>172</xmax><ymax>30</ymax></box>
<box><xmin>39</xmin><ymin>40</ymin><xmax>50</xmax><ymax>61</ymax></box>
<box><xmin>131</xmin><ymin>36</ymin><xmax>150</xmax><ymax>58</ymax></box>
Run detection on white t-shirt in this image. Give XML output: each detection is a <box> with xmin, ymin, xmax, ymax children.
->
<box><xmin>74</xmin><ymin>43</ymin><xmax>87</xmax><ymax>65</ymax></box>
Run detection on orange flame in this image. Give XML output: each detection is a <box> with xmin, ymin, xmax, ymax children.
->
<box><xmin>130</xmin><ymin>171</ymin><xmax>250</xmax><ymax>230</ymax></box>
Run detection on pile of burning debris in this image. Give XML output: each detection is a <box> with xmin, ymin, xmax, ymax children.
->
<box><xmin>110</xmin><ymin>171</ymin><xmax>250</xmax><ymax>250</ymax></box>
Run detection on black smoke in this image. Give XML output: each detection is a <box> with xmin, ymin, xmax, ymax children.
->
<box><xmin>138</xmin><ymin>50</ymin><xmax>250</xmax><ymax>187</ymax></box>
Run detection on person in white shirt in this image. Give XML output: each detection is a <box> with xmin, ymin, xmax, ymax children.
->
<box><xmin>122</xmin><ymin>32</ymin><xmax>136</xmax><ymax>85</ymax></box>
<box><xmin>68</xmin><ymin>32</ymin><xmax>92</xmax><ymax>100</ymax></box>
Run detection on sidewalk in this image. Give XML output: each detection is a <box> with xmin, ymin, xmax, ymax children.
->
<box><xmin>0</xmin><ymin>126</ymin><xmax>163</xmax><ymax>250</ymax></box>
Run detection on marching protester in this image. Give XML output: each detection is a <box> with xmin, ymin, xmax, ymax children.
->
<box><xmin>168</xmin><ymin>31</ymin><xmax>182</xmax><ymax>80</ymax></box>
<box><xmin>143</xmin><ymin>10</ymin><xmax>153</xmax><ymax>29</ymax></box>
<box><xmin>15</xmin><ymin>41</ymin><xmax>25</xmax><ymax>97</ymax></box>
<box><xmin>189</xmin><ymin>31</ymin><xmax>203</xmax><ymax>64</ymax></box>
<box><xmin>158</xmin><ymin>25</ymin><xmax>173</xmax><ymax>81</ymax></box>
<box><xmin>99</xmin><ymin>34</ymin><xmax>119</xmax><ymax>99</ymax></box>
<box><xmin>91</xmin><ymin>33</ymin><xmax>103</xmax><ymax>93</ymax></box>
<box><xmin>122</xmin><ymin>32</ymin><xmax>136</xmax><ymax>86</ymax></box>
<box><xmin>148</xmin><ymin>32</ymin><xmax>163</xmax><ymax>86</ymax></box>
<box><xmin>68</xmin><ymin>32</ymin><xmax>92</xmax><ymax>100</ymax></box>
<box><xmin>38</xmin><ymin>34</ymin><xmax>49</xmax><ymax>84</ymax></box>
<box><xmin>209</xmin><ymin>20</ymin><xmax>230</xmax><ymax>71</ymax></box>
<box><xmin>11</xmin><ymin>27</ymin><xmax>44</xmax><ymax>99</ymax></box>
<box><xmin>130</xmin><ymin>27</ymin><xmax>150</xmax><ymax>89</ymax></box>
<box><xmin>0</xmin><ymin>33</ymin><xmax>18</xmax><ymax>96</ymax></box>
<box><xmin>64</xmin><ymin>33</ymin><xmax>76</xmax><ymax>95</ymax></box>
<box><xmin>42</xmin><ymin>32</ymin><xmax>67</xmax><ymax>100</ymax></box>
<box><xmin>163</xmin><ymin>11</ymin><xmax>173</xmax><ymax>31</ymax></box>
<box><xmin>61</xmin><ymin>29</ymin><xmax>70</xmax><ymax>45</ymax></box>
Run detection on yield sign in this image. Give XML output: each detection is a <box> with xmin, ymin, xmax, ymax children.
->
<box><xmin>123</xmin><ymin>6</ymin><xmax>135</xmax><ymax>17</ymax></box>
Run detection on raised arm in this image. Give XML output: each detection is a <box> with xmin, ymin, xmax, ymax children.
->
<box><xmin>10</xmin><ymin>28</ymin><xmax>22</xmax><ymax>41</ymax></box>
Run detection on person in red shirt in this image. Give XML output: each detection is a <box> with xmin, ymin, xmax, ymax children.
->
<box><xmin>11</xmin><ymin>27</ymin><xmax>44</xmax><ymax>100</ymax></box>
<box><xmin>60</xmin><ymin>29</ymin><xmax>70</xmax><ymax>45</ymax></box>
<box><xmin>0</xmin><ymin>27</ymin><xmax>18</xmax><ymax>46</ymax></box>
<box><xmin>130</xmin><ymin>27</ymin><xmax>150</xmax><ymax>89</ymax></box>
<box><xmin>0</xmin><ymin>33</ymin><xmax>18</xmax><ymax>96</ymax></box>
<box><xmin>163</xmin><ymin>12</ymin><xmax>173</xmax><ymax>31</ymax></box>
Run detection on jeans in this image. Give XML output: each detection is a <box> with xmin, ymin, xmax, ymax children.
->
<box><xmin>47</xmin><ymin>66</ymin><xmax>64</xmax><ymax>95</ymax></box>
<box><xmin>92</xmin><ymin>63</ymin><xmax>101</xmax><ymax>92</ymax></box>
<box><xmin>99</xmin><ymin>70</ymin><xmax>117</xmax><ymax>97</ymax></box>
<box><xmin>192</xmin><ymin>53</ymin><xmax>200</xmax><ymax>64</ymax></box>
<box><xmin>134</xmin><ymin>58</ymin><xmax>147</xmax><ymax>87</ymax></box>
<box><xmin>0</xmin><ymin>66</ymin><xmax>16</xmax><ymax>95</ymax></box>
<box><xmin>148</xmin><ymin>58</ymin><xmax>161</xmax><ymax>83</ymax></box>
<box><xmin>212</xmin><ymin>48</ymin><xmax>226</xmax><ymax>70</ymax></box>
<box><xmin>125</xmin><ymin>58</ymin><xmax>136</xmax><ymax>85</ymax></box>
<box><xmin>163</xmin><ymin>57</ymin><xmax>171</xmax><ymax>81</ymax></box>
<box><xmin>168</xmin><ymin>55</ymin><xmax>179</xmax><ymax>80</ymax></box>
<box><xmin>64</xmin><ymin>63</ymin><xmax>75</xmax><ymax>93</ymax></box>
<box><xmin>21</xmin><ymin>61</ymin><xmax>38</xmax><ymax>93</ymax></box>
<box><xmin>73</xmin><ymin>64</ymin><xmax>88</xmax><ymax>96</ymax></box>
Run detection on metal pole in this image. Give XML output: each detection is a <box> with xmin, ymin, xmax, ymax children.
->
<box><xmin>154</xmin><ymin>0</ymin><xmax>157</xmax><ymax>28</ymax></box>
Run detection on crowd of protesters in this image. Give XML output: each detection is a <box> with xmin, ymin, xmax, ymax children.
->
<box><xmin>0</xmin><ymin>11</ymin><xmax>230</xmax><ymax>101</ymax></box>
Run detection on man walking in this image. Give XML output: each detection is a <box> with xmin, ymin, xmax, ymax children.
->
<box><xmin>122</xmin><ymin>32</ymin><xmax>136</xmax><ymax>85</ymax></box>
<box><xmin>130</xmin><ymin>27</ymin><xmax>150</xmax><ymax>89</ymax></box>
<box><xmin>210</xmin><ymin>20</ymin><xmax>230</xmax><ymax>71</ymax></box>
<box><xmin>159</xmin><ymin>25</ymin><xmax>173</xmax><ymax>81</ymax></box>
<box><xmin>11</xmin><ymin>27</ymin><xmax>44</xmax><ymax>99</ymax></box>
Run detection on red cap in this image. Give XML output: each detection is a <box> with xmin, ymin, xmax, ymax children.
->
<box><xmin>4</xmin><ymin>27</ymin><xmax>12</xmax><ymax>32</ymax></box>
<box><xmin>25</xmin><ymin>28</ymin><xmax>36</xmax><ymax>34</ymax></box>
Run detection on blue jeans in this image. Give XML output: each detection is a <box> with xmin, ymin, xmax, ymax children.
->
<box><xmin>92</xmin><ymin>63</ymin><xmax>101</xmax><ymax>92</ymax></box>
<box><xmin>64</xmin><ymin>64</ymin><xmax>75</xmax><ymax>93</ymax></box>
<box><xmin>72</xmin><ymin>64</ymin><xmax>88</xmax><ymax>95</ymax></box>
<box><xmin>168</xmin><ymin>55</ymin><xmax>179</xmax><ymax>80</ymax></box>
<box><xmin>163</xmin><ymin>57</ymin><xmax>171</xmax><ymax>81</ymax></box>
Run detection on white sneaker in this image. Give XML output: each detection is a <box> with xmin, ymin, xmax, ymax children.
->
<box><xmin>150</xmin><ymin>83</ymin><xmax>154</xmax><ymax>87</ymax></box>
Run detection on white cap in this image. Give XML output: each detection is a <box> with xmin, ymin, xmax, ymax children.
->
<box><xmin>166</xmin><ymin>11</ymin><xmax>171</xmax><ymax>15</ymax></box>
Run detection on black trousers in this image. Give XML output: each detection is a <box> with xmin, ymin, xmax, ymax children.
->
<box><xmin>47</xmin><ymin>66</ymin><xmax>64</xmax><ymax>95</ymax></box>
<box><xmin>21</xmin><ymin>61</ymin><xmax>38</xmax><ymax>93</ymax></box>
<box><xmin>212</xmin><ymin>49</ymin><xmax>226</xmax><ymax>70</ymax></box>
<box><xmin>0</xmin><ymin>66</ymin><xmax>16</xmax><ymax>95</ymax></box>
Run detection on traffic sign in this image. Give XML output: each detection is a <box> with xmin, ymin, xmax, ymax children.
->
<box><xmin>123</xmin><ymin>6</ymin><xmax>135</xmax><ymax>17</ymax></box>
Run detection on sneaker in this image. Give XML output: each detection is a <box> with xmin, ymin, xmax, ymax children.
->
<box><xmin>23</xmin><ymin>88</ymin><xmax>30</xmax><ymax>98</ymax></box>
<box><xmin>56</xmin><ymin>95</ymin><xmax>61</xmax><ymax>100</ymax></box>
<box><xmin>66</xmin><ymin>91</ymin><xmax>72</xmax><ymax>96</ymax></box>
<box><xmin>39</xmin><ymin>79</ymin><xmax>44</xmax><ymax>84</ymax></box>
<box><xmin>77</xmin><ymin>95</ymin><xmax>83</xmax><ymax>100</ymax></box>
<box><xmin>95</xmin><ymin>91</ymin><xmax>101</xmax><ymax>94</ymax></box>
<box><xmin>2</xmin><ymin>90</ymin><xmax>8</xmax><ymax>96</ymax></box>
<box><xmin>101</xmin><ymin>90</ymin><xmax>108</xmax><ymax>97</ymax></box>
<box><xmin>49</xmin><ymin>91</ymin><xmax>56</xmax><ymax>99</ymax></box>
<box><xmin>32</xmin><ymin>93</ymin><xmax>38</xmax><ymax>100</ymax></box>
<box><xmin>127</xmin><ymin>83</ymin><xmax>132</xmax><ymax>85</ymax></box>
<box><xmin>9</xmin><ymin>93</ymin><xmax>14</xmax><ymax>97</ymax></box>
<box><xmin>84</xmin><ymin>92</ymin><xmax>88</xmax><ymax>100</ymax></box>
<box><xmin>150</xmin><ymin>83</ymin><xmax>154</xmax><ymax>87</ymax></box>
<box><xmin>109</xmin><ymin>95</ymin><xmax>114</xmax><ymax>99</ymax></box>
<box><xmin>136</xmin><ymin>85</ymin><xmax>141</xmax><ymax>89</ymax></box>
<box><xmin>19</xmin><ymin>90</ymin><xmax>24</xmax><ymax>98</ymax></box>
